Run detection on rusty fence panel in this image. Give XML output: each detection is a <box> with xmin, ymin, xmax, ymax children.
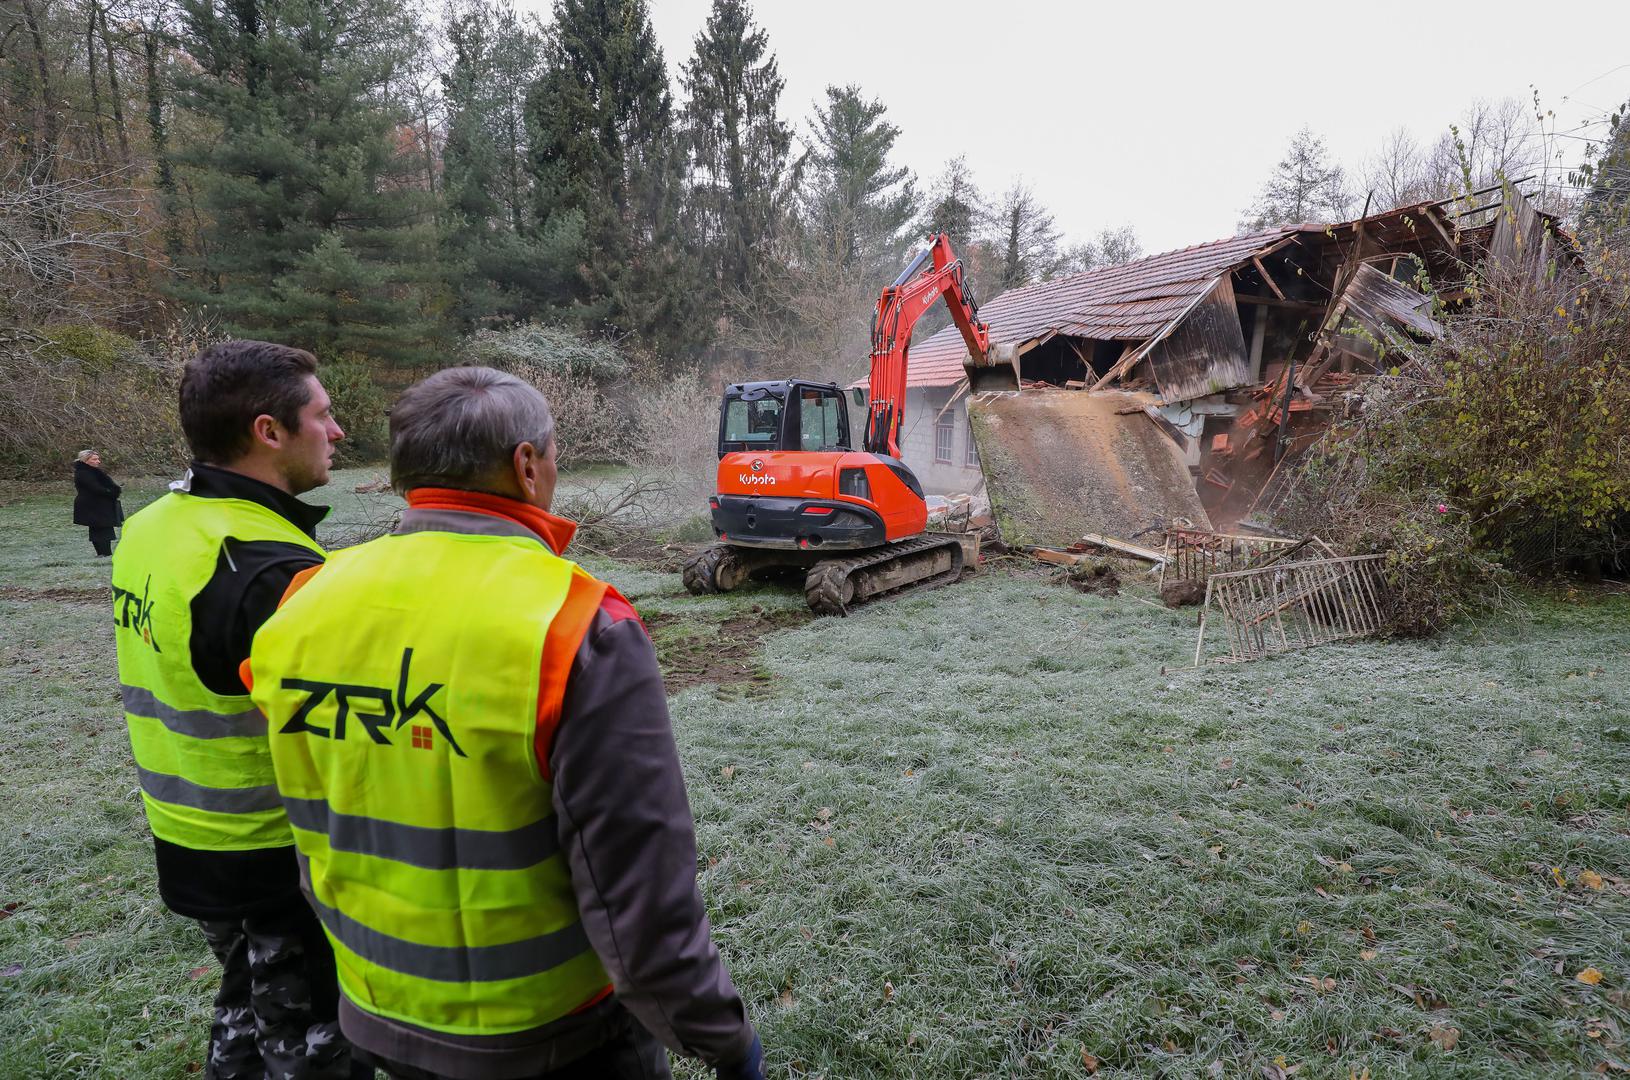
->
<box><xmin>1160</xmin><ymin>529</ymin><xmax>1307</xmax><ymax>589</ymax></box>
<box><xmin>1194</xmin><ymin>554</ymin><xmax>1388</xmax><ymax>664</ymax></box>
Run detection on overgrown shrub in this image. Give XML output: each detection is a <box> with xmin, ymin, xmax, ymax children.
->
<box><xmin>0</xmin><ymin>321</ymin><xmax>200</xmax><ymax>478</ymax></box>
<box><xmin>466</xmin><ymin>323</ymin><xmax>631</xmax><ymax>383</ymax></box>
<box><xmin>1277</xmin><ymin>251</ymin><xmax>1630</xmax><ymax>632</ymax></box>
<box><xmin>318</xmin><ymin>354</ymin><xmax>390</xmax><ymax>466</ymax></box>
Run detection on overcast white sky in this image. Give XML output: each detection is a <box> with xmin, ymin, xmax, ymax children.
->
<box><xmin>626</xmin><ymin>0</ymin><xmax>1630</xmax><ymax>255</ymax></box>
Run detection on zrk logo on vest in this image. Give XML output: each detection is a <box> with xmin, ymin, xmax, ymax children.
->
<box><xmin>111</xmin><ymin>575</ymin><xmax>161</xmax><ymax>652</ymax></box>
<box><xmin>278</xmin><ymin>648</ymin><xmax>465</xmax><ymax>757</ymax></box>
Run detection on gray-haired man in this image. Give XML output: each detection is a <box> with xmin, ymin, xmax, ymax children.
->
<box><xmin>244</xmin><ymin>367</ymin><xmax>763</xmax><ymax>1080</ymax></box>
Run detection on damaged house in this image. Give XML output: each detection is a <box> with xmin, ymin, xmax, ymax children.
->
<box><xmin>899</xmin><ymin>187</ymin><xmax>1565</xmax><ymax>547</ymax></box>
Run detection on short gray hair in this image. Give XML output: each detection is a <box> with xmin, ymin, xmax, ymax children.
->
<box><xmin>390</xmin><ymin>366</ymin><xmax>556</xmax><ymax>494</ymax></box>
<box><xmin>76</xmin><ymin>449</ymin><xmax>98</xmax><ymax>463</ymax></box>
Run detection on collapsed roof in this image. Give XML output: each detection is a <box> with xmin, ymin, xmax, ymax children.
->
<box><xmin>923</xmin><ymin>188</ymin><xmax>1570</xmax><ymax>541</ymax></box>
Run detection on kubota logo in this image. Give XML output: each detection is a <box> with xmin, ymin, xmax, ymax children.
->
<box><xmin>750</xmin><ymin>459</ymin><xmax>764</xmax><ymax>471</ymax></box>
<box><xmin>277</xmin><ymin>647</ymin><xmax>465</xmax><ymax>757</ymax></box>
<box><xmin>738</xmin><ymin>473</ymin><xmax>776</xmax><ymax>486</ymax></box>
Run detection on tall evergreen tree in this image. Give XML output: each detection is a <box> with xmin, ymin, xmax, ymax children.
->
<box><xmin>993</xmin><ymin>181</ymin><xmax>1060</xmax><ymax>288</ymax></box>
<box><xmin>921</xmin><ymin>155</ymin><xmax>986</xmax><ymax>250</ymax></box>
<box><xmin>170</xmin><ymin>0</ymin><xmax>438</xmax><ymax>362</ymax></box>
<box><xmin>680</xmin><ymin>0</ymin><xmax>793</xmax><ymax>300</ymax></box>
<box><xmin>798</xmin><ymin>84</ymin><xmax>915</xmax><ymax>279</ymax></box>
<box><xmin>441</xmin><ymin>0</ymin><xmax>582</xmax><ymax>326</ymax></box>
<box><xmin>1241</xmin><ymin>127</ymin><xmax>1353</xmax><ymax>230</ymax></box>
<box><xmin>527</xmin><ymin>0</ymin><xmax>702</xmax><ymax>354</ymax></box>
<box><xmin>1582</xmin><ymin>102</ymin><xmax>1630</xmax><ymax>239</ymax></box>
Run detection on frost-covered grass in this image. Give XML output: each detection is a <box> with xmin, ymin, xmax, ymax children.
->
<box><xmin>3</xmin><ymin>473</ymin><xmax>1628</xmax><ymax>1077</ymax></box>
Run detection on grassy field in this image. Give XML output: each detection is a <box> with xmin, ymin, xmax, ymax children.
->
<box><xmin>2</xmin><ymin>470</ymin><xmax>1628</xmax><ymax>1078</ymax></box>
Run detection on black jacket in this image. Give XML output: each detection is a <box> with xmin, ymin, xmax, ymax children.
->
<box><xmin>150</xmin><ymin>463</ymin><xmax>329</xmax><ymax>920</ymax></box>
<box><xmin>73</xmin><ymin>461</ymin><xmax>122</xmax><ymax>528</ymax></box>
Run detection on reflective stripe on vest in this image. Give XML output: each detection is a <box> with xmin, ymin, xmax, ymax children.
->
<box><xmin>112</xmin><ymin>492</ymin><xmax>323</xmax><ymax>851</ymax></box>
<box><xmin>250</xmin><ymin>515</ymin><xmax>611</xmax><ymax>1036</ymax></box>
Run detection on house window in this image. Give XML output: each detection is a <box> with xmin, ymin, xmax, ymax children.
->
<box><xmin>965</xmin><ymin>418</ymin><xmax>979</xmax><ymax>467</ymax></box>
<box><xmin>934</xmin><ymin>412</ymin><xmax>954</xmax><ymax>464</ymax></box>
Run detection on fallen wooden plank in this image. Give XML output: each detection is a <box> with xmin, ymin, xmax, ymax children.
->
<box><xmin>1027</xmin><ymin>547</ymin><xmax>1089</xmax><ymax>567</ymax></box>
<box><xmin>1079</xmin><ymin>533</ymin><xmax>1166</xmax><ymax>563</ymax></box>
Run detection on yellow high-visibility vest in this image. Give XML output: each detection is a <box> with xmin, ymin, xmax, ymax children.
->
<box><xmin>249</xmin><ymin>522</ymin><xmax>610</xmax><ymax>1036</ymax></box>
<box><xmin>113</xmin><ymin>491</ymin><xmax>324</xmax><ymax>850</ymax></box>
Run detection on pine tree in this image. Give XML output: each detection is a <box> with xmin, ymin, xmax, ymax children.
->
<box><xmin>527</xmin><ymin>0</ymin><xmax>702</xmax><ymax>354</ymax></box>
<box><xmin>441</xmin><ymin>0</ymin><xmax>582</xmax><ymax>326</ymax></box>
<box><xmin>798</xmin><ymin>84</ymin><xmax>916</xmax><ymax>279</ymax></box>
<box><xmin>680</xmin><ymin>0</ymin><xmax>793</xmax><ymax>300</ymax></box>
<box><xmin>1582</xmin><ymin>102</ymin><xmax>1630</xmax><ymax>239</ymax></box>
<box><xmin>169</xmin><ymin>0</ymin><xmax>438</xmax><ymax>363</ymax></box>
<box><xmin>993</xmin><ymin>181</ymin><xmax>1060</xmax><ymax>288</ymax></box>
<box><xmin>1241</xmin><ymin>127</ymin><xmax>1353</xmax><ymax>230</ymax></box>
<box><xmin>921</xmin><ymin>155</ymin><xmax>986</xmax><ymax>250</ymax></box>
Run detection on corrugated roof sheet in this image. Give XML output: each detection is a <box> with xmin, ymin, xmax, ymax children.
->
<box><xmin>909</xmin><ymin>225</ymin><xmax>1310</xmax><ymax>387</ymax></box>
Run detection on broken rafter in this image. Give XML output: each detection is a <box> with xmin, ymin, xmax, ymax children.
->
<box><xmin>1251</xmin><ymin>255</ymin><xmax>1287</xmax><ymax>301</ymax></box>
<box><xmin>1429</xmin><ymin>176</ymin><xmax>1536</xmax><ymax>209</ymax></box>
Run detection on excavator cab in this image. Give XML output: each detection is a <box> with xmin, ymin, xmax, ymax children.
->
<box><xmin>717</xmin><ymin>380</ymin><xmax>862</xmax><ymax>457</ymax></box>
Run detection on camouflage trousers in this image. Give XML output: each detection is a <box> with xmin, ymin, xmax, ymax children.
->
<box><xmin>197</xmin><ymin>906</ymin><xmax>362</xmax><ymax>1080</ymax></box>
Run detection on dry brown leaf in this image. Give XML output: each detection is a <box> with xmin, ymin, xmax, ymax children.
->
<box><xmin>1578</xmin><ymin>967</ymin><xmax>1605</xmax><ymax>986</ymax></box>
<box><xmin>1429</xmin><ymin>1026</ymin><xmax>1460</xmax><ymax>1051</ymax></box>
<box><xmin>1582</xmin><ymin>870</ymin><xmax>1605</xmax><ymax>891</ymax></box>
<box><xmin>1553</xmin><ymin>866</ymin><xmax>1568</xmax><ymax>888</ymax></box>
<box><xmin>1270</xmin><ymin>1009</ymin><xmax>1286</xmax><ymax>1021</ymax></box>
<box><xmin>1080</xmin><ymin>1048</ymin><xmax>1100</xmax><ymax>1073</ymax></box>
<box><xmin>1217</xmin><ymin>757</ymin><xmax>1234</xmax><ymax>770</ymax></box>
<box><xmin>1361</xmin><ymin>925</ymin><xmax>1377</xmax><ymax>943</ymax></box>
<box><xmin>1337</xmin><ymin>862</ymin><xmax>1354</xmax><ymax>874</ymax></box>
<box><xmin>822</xmin><ymin>836</ymin><xmax>835</xmax><ymax>847</ymax></box>
<box><xmin>1296</xmin><ymin>921</ymin><xmax>1312</xmax><ymax>936</ymax></box>
<box><xmin>720</xmin><ymin>765</ymin><xmax>735</xmax><ymax>780</ymax></box>
<box><xmin>777</xmin><ymin>989</ymin><xmax>794</xmax><ymax>1008</ymax></box>
<box><xmin>1360</xmin><ymin>949</ymin><xmax>1379</xmax><ymax>962</ymax></box>
<box><xmin>816</xmin><ymin>806</ymin><xmax>833</xmax><ymax>821</ymax></box>
<box><xmin>883</xmin><ymin>980</ymin><xmax>895</xmax><ymax>1001</ymax></box>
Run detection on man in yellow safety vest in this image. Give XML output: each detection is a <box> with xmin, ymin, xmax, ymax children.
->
<box><xmin>113</xmin><ymin>340</ymin><xmax>362</xmax><ymax>1079</ymax></box>
<box><xmin>245</xmin><ymin>367</ymin><xmax>763</xmax><ymax>1080</ymax></box>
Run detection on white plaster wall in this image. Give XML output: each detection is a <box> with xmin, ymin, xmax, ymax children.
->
<box><xmin>897</xmin><ymin>386</ymin><xmax>985</xmax><ymax>496</ymax></box>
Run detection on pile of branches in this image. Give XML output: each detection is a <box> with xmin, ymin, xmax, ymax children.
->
<box><xmin>1276</xmin><ymin>249</ymin><xmax>1630</xmax><ymax>633</ymax></box>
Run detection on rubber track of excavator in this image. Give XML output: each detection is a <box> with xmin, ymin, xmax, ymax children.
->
<box><xmin>803</xmin><ymin>533</ymin><xmax>967</xmax><ymax>617</ymax></box>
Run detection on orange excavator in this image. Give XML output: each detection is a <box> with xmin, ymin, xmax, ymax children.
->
<box><xmin>682</xmin><ymin>233</ymin><xmax>1014</xmax><ymax>614</ymax></box>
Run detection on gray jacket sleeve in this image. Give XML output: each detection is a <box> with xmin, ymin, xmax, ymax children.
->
<box><xmin>550</xmin><ymin>609</ymin><xmax>756</xmax><ymax>1067</ymax></box>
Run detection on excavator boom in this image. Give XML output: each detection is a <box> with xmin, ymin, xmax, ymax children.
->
<box><xmin>866</xmin><ymin>234</ymin><xmax>1000</xmax><ymax>458</ymax></box>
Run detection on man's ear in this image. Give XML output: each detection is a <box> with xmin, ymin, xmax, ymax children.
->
<box><xmin>250</xmin><ymin>413</ymin><xmax>283</xmax><ymax>451</ymax></box>
<box><xmin>512</xmin><ymin>441</ymin><xmax>540</xmax><ymax>500</ymax></box>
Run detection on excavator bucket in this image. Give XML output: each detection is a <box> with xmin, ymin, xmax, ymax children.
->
<box><xmin>968</xmin><ymin>389</ymin><xmax>1211</xmax><ymax>549</ymax></box>
<box><xmin>964</xmin><ymin>341</ymin><xmax>1020</xmax><ymax>393</ymax></box>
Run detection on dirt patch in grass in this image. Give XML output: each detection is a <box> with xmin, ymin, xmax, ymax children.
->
<box><xmin>0</xmin><ymin>585</ymin><xmax>108</xmax><ymax>605</ymax></box>
<box><xmin>646</xmin><ymin>605</ymin><xmax>811</xmax><ymax>692</ymax></box>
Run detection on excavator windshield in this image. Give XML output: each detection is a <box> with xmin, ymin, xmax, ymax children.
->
<box><xmin>717</xmin><ymin>381</ymin><xmax>852</xmax><ymax>457</ymax></box>
<box><xmin>723</xmin><ymin>394</ymin><xmax>783</xmax><ymax>448</ymax></box>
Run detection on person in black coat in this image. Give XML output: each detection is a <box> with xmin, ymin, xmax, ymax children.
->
<box><xmin>73</xmin><ymin>450</ymin><xmax>123</xmax><ymax>557</ymax></box>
